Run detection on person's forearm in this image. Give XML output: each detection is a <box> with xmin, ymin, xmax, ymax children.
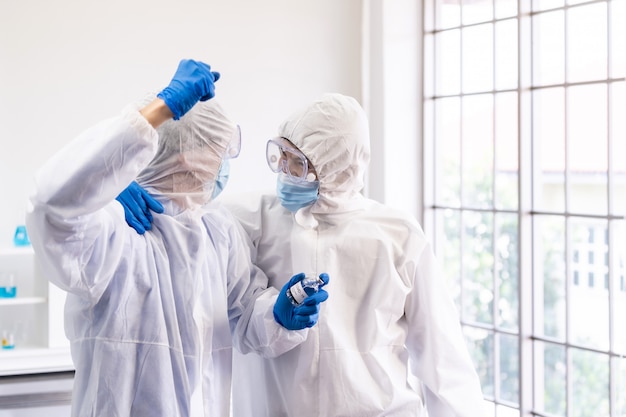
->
<box><xmin>31</xmin><ymin>111</ymin><xmax>158</xmax><ymax>216</ymax></box>
<box><xmin>140</xmin><ymin>98</ymin><xmax>174</xmax><ymax>128</ymax></box>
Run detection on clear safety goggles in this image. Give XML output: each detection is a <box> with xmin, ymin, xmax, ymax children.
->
<box><xmin>224</xmin><ymin>125</ymin><xmax>242</xmax><ymax>159</ymax></box>
<box><xmin>266</xmin><ymin>137</ymin><xmax>317</xmax><ymax>183</ymax></box>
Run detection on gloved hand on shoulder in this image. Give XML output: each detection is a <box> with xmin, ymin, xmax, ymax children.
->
<box><xmin>157</xmin><ymin>59</ymin><xmax>221</xmax><ymax>120</ymax></box>
<box><xmin>116</xmin><ymin>181</ymin><xmax>163</xmax><ymax>234</ymax></box>
<box><xmin>273</xmin><ymin>272</ymin><xmax>330</xmax><ymax>330</ymax></box>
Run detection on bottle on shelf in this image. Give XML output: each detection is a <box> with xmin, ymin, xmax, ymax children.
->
<box><xmin>0</xmin><ymin>271</ymin><xmax>16</xmax><ymax>298</ymax></box>
<box><xmin>1</xmin><ymin>330</ymin><xmax>15</xmax><ymax>350</ymax></box>
<box><xmin>13</xmin><ymin>225</ymin><xmax>30</xmax><ymax>247</ymax></box>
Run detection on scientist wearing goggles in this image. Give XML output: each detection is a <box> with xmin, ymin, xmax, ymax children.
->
<box><xmin>25</xmin><ymin>59</ymin><xmax>328</xmax><ymax>417</ymax></box>
<box><xmin>265</xmin><ymin>136</ymin><xmax>320</xmax><ymax>211</ymax></box>
<box><xmin>118</xmin><ymin>93</ymin><xmax>485</xmax><ymax>416</ymax></box>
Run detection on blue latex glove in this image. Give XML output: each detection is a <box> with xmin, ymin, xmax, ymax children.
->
<box><xmin>116</xmin><ymin>181</ymin><xmax>164</xmax><ymax>235</ymax></box>
<box><xmin>157</xmin><ymin>59</ymin><xmax>221</xmax><ymax>120</ymax></box>
<box><xmin>273</xmin><ymin>273</ymin><xmax>330</xmax><ymax>330</ymax></box>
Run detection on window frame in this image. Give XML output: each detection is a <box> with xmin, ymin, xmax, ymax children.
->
<box><xmin>422</xmin><ymin>0</ymin><xmax>626</xmax><ymax>416</ymax></box>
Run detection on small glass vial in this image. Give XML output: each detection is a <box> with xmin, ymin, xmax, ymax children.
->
<box><xmin>2</xmin><ymin>330</ymin><xmax>15</xmax><ymax>349</ymax></box>
<box><xmin>0</xmin><ymin>272</ymin><xmax>16</xmax><ymax>298</ymax></box>
<box><xmin>286</xmin><ymin>274</ymin><xmax>323</xmax><ymax>306</ymax></box>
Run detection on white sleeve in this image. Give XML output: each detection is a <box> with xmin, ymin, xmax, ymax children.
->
<box><xmin>31</xmin><ymin>107</ymin><xmax>157</xmax><ymax>217</ymax></box>
<box><xmin>405</xmin><ymin>242</ymin><xmax>487</xmax><ymax>417</ymax></box>
<box><xmin>25</xmin><ymin>107</ymin><xmax>158</xmax><ymax>301</ymax></box>
<box><xmin>223</xmin><ymin>209</ymin><xmax>308</xmax><ymax>358</ymax></box>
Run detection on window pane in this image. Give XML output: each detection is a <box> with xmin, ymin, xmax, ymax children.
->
<box><xmin>466</xmin><ymin>327</ymin><xmax>494</xmax><ymax>397</ymax></box>
<box><xmin>495</xmin><ymin>19</ymin><xmax>518</xmax><ymax>91</ymax></box>
<box><xmin>495</xmin><ymin>92</ymin><xmax>518</xmax><ymax>210</ymax></box>
<box><xmin>463</xmin><ymin>210</ymin><xmax>494</xmax><ymax>324</ymax></box>
<box><xmin>611</xmin><ymin>0</ymin><xmax>626</xmax><ymax>78</ymax></box>
<box><xmin>567</xmin><ymin>3</ymin><xmax>607</xmax><ymax>83</ymax></box>
<box><xmin>618</xmin><ymin>356</ymin><xmax>626</xmax><ymax>414</ymax></box>
<box><xmin>536</xmin><ymin>341</ymin><xmax>566</xmax><ymax>416</ymax></box>
<box><xmin>611</xmin><ymin>82</ymin><xmax>626</xmax><ymax>216</ymax></box>
<box><xmin>567</xmin><ymin>0</ymin><xmax>598</xmax><ymax>5</ymax></box>
<box><xmin>535</xmin><ymin>216</ymin><xmax>566</xmax><ymax>340</ymax></box>
<box><xmin>439</xmin><ymin>208</ymin><xmax>462</xmax><ymax>309</ymax></box>
<box><xmin>462</xmin><ymin>0</ymin><xmax>493</xmax><ymax>25</ymax></box>
<box><xmin>533</xmin><ymin>10</ymin><xmax>565</xmax><ymax>86</ymax></box>
<box><xmin>534</xmin><ymin>87</ymin><xmax>565</xmax><ymax>212</ymax></box>
<box><xmin>614</xmin><ymin>220</ymin><xmax>626</xmax><ymax>355</ymax></box>
<box><xmin>568</xmin><ymin>85</ymin><xmax>608</xmax><ymax>173</ymax></box>
<box><xmin>568</xmin><ymin>84</ymin><xmax>608</xmax><ymax>216</ymax></box>
<box><xmin>567</xmin><ymin>85</ymin><xmax>608</xmax><ymax>214</ymax></box>
<box><xmin>425</xmin><ymin>0</ymin><xmax>435</xmax><ymax>32</ymax></box>
<box><xmin>496</xmin><ymin>213</ymin><xmax>519</xmax><ymax>330</ymax></box>
<box><xmin>435</xmin><ymin>97</ymin><xmax>461</xmax><ymax>206</ymax></box>
<box><xmin>435</xmin><ymin>0</ymin><xmax>460</xmax><ymax>29</ymax></box>
<box><xmin>463</xmin><ymin>94</ymin><xmax>494</xmax><ymax>208</ymax></box>
<box><xmin>500</xmin><ymin>333</ymin><xmax>519</xmax><ymax>404</ymax></box>
<box><xmin>572</xmin><ymin>349</ymin><xmax>609</xmax><ymax>417</ymax></box>
<box><xmin>570</xmin><ymin>219</ymin><xmax>609</xmax><ymax>350</ymax></box>
<box><xmin>424</xmin><ymin>35</ymin><xmax>435</xmax><ymax>98</ymax></box>
<box><xmin>495</xmin><ymin>0</ymin><xmax>517</xmax><ymax>19</ymax></box>
<box><xmin>462</xmin><ymin>23</ymin><xmax>493</xmax><ymax>93</ymax></box>
<box><xmin>533</xmin><ymin>0</ymin><xmax>564</xmax><ymax>11</ymax></box>
<box><xmin>436</xmin><ymin>29</ymin><xmax>461</xmax><ymax>95</ymax></box>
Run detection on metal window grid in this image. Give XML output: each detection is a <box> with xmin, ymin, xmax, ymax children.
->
<box><xmin>423</xmin><ymin>0</ymin><xmax>626</xmax><ymax>416</ymax></box>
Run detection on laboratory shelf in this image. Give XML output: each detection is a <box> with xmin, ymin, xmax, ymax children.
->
<box><xmin>0</xmin><ymin>247</ymin><xmax>71</xmax><ymax>376</ymax></box>
<box><xmin>0</xmin><ymin>346</ymin><xmax>73</xmax><ymax>376</ymax></box>
<box><xmin>0</xmin><ymin>246</ymin><xmax>34</xmax><ymax>256</ymax></box>
<box><xmin>0</xmin><ymin>297</ymin><xmax>47</xmax><ymax>306</ymax></box>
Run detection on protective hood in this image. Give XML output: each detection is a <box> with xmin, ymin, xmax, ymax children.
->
<box><xmin>136</xmin><ymin>93</ymin><xmax>238</xmax><ymax>210</ymax></box>
<box><xmin>278</xmin><ymin>93</ymin><xmax>370</xmax><ymax>215</ymax></box>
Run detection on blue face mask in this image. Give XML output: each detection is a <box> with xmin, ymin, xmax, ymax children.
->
<box><xmin>211</xmin><ymin>159</ymin><xmax>230</xmax><ymax>199</ymax></box>
<box><xmin>276</xmin><ymin>173</ymin><xmax>319</xmax><ymax>212</ymax></box>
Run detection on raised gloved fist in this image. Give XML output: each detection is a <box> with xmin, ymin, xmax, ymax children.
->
<box><xmin>157</xmin><ymin>59</ymin><xmax>221</xmax><ymax>120</ymax></box>
<box><xmin>116</xmin><ymin>181</ymin><xmax>163</xmax><ymax>234</ymax></box>
<box><xmin>273</xmin><ymin>273</ymin><xmax>330</xmax><ymax>330</ymax></box>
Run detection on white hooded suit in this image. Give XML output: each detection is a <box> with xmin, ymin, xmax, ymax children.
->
<box><xmin>225</xmin><ymin>93</ymin><xmax>486</xmax><ymax>417</ymax></box>
<box><xmin>25</xmin><ymin>97</ymin><xmax>306</xmax><ymax>417</ymax></box>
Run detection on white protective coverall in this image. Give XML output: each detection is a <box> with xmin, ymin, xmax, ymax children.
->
<box><xmin>225</xmin><ymin>93</ymin><xmax>486</xmax><ymax>417</ymax></box>
<box><xmin>25</xmin><ymin>96</ymin><xmax>306</xmax><ymax>417</ymax></box>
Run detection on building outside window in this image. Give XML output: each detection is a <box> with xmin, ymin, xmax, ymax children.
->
<box><xmin>423</xmin><ymin>0</ymin><xmax>626</xmax><ymax>415</ymax></box>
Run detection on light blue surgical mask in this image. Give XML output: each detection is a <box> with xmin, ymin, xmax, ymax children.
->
<box><xmin>276</xmin><ymin>173</ymin><xmax>319</xmax><ymax>212</ymax></box>
<box><xmin>211</xmin><ymin>159</ymin><xmax>230</xmax><ymax>199</ymax></box>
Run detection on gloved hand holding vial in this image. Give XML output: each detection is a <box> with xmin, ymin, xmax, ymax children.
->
<box><xmin>273</xmin><ymin>273</ymin><xmax>329</xmax><ymax>330</ymax></box>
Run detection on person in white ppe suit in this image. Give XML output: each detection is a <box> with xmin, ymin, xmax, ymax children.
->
<box><xmin>25</xmin><ymin>59</ymin><xmax>329</xmax><ymax>417</ymax></box>
<box><xmin>118</xmin><ymin>93</ymin><xmax>485</xmax><ymax>416</ymax></box>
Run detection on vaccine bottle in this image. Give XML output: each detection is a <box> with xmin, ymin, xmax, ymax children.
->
<box><xmin>286</xmin><ymin>274</ymin><xmax>323</xmax><ymax>306</ymax></box>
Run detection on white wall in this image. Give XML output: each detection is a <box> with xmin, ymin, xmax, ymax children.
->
<box><xmin>0</xmin><ymin>0</ymin><xmax>364</xmax><ymax>247</ymax></box>
<box><xmin>362</xmin><ymin>0</ymin><xmax>422</xmax><ymax>220</ymax></box>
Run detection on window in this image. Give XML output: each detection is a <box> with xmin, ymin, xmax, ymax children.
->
<box><xmin>423</xmin><ymin>0</ymin><xmax>626</xmax><ymax>415</ymax></box>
